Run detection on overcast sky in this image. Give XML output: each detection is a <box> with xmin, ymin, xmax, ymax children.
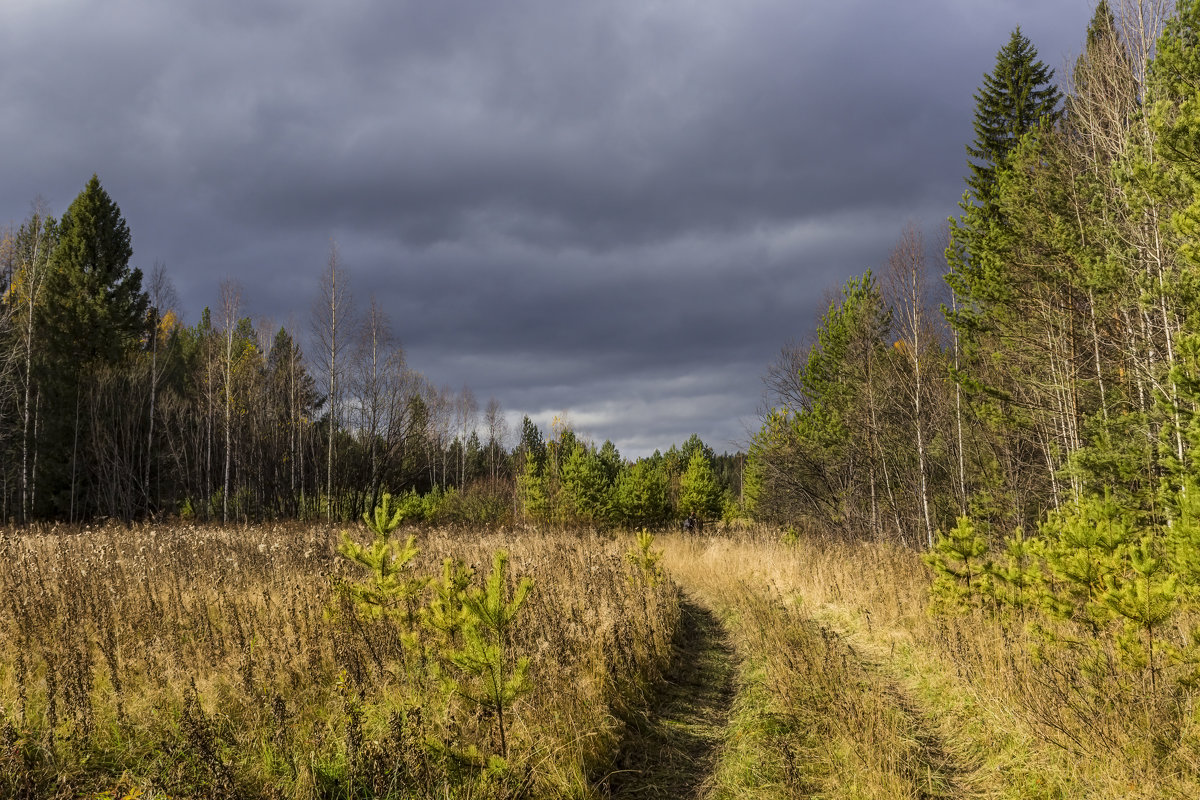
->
<box><xmin>1</xmin><ymin>0</ymin><xmax>1097</xmax><ymax>457</ymax></box>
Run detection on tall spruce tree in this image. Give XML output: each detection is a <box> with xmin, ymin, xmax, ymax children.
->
<box><xmin>950</xmin><ymin>27</ymin><xmax>1062</xmax><ymax>322</ymax></box>
<box><xmin>41</xmin><ymin>176</ymin><xmax>147</xmax><ymax>368</ymax></box>
<box><xmin>38</xmin><ymin>175</ymin><xmax>149</xmax><ymax>519</ymax></box>
<box><xmin>945</xmin><ymin>29</ymin><xmax>1065</xmax><ymax>531</ymax></box>
<box><xmin>966</xmin><ymin>28</ymin><xmax>1062</xmax><ymax>215</ymax></box>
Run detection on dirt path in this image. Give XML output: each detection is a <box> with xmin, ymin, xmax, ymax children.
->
<box><xmin>598</xmin><ymin>595</ymin><xmax>737</xmax><ymax>799</ymax></box>
<box><xmin>818</xmin><ymin>618</ymin><xmax>970</xmax><ymax>800</ymax></box>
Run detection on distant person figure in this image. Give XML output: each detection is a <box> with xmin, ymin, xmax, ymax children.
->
<box><xmin>683</xmin><ymin>514</ymin><xmax>696</xmax><ymax>533</ymax></box>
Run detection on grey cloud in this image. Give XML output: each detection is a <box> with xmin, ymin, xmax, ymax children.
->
<box><xmin>0</xmin><ymin>0</ymin><xmax>1095</xmax><ymax>456</ymax></box>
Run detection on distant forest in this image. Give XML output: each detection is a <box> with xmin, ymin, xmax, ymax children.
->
<box><xmin>8</xmin><ymin>1</ymin><xmax>1200</xmax><ymax>543</ymax></box>
<box><xmin>0</xmin><ymin>189</ymin><xmax>742</xmax><ymax>525</ymax></box>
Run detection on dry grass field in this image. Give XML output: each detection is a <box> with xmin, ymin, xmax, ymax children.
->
<box><xmin>0</xmin><ymin>523</ymin><xmax>678</xmax><ymax>799</ymax></box>
<box><xmin>4</xmin><ymin>522</ymin><xmax>1200</xmax><ymax>799</ymax></box>
<box><xmin>661</xmin><ymin>529</ymin><xmax>1200</xmax><ymax>800</ymax></box>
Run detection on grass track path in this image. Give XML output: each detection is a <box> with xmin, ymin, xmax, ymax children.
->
<box><xmin>836</xmin><ymin>625</ymin><xmax>969</xmax><ymax>799</ymax></box>
<box><xmin>598</xmin><ymin>594</ymin><xmax>737</xmax><ymax>799</ymax></box>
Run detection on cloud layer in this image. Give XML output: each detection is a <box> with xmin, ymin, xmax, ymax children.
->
<box><xmin>1</xmin><ymin>0</ymin><xmax>1092</xmax><ymax>455</ymax></box>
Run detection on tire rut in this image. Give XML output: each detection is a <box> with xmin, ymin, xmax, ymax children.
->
<box><xmin>821</xmin><ymin>621</ymin><xmax>970</xmax><ymax>800</ymax></box>
<box><xmin>598</xmin><ymin>595</ymin><xmax>737</xmax><ymax>799</ymax></box>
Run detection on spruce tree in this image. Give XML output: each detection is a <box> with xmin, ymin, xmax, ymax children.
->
<box><xmin>37</xmin><ymin>175</ymin><xmax>149</xmax><ymax>519</ymax></box>
<box><xmin>966</xmin><ymin>28</ymin><xmax>1062</xmax><ymax>215</ymax></box>
<box><xmin>944</xmin><ymin>30</ymin><xmax>1064</xmax><ymax>531</ymax></box>
<box><xmin>949</xmin><ymin>28</ymin><xmax>1062</xmax><ymax>334</ymax></box>
<box><xmin>40</xmin><ymin>175</ymin><xmax>147</xmax><ymax>368</ymax></box>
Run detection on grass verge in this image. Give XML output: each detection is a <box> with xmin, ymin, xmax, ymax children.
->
<box><xmin>664</xmin><ymin>528</ymin><xmax>1200</xmax><ymax>799</ymax></box>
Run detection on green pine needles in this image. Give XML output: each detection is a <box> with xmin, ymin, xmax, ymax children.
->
<box><xmin>424</xmin><ymin>557</ymin><xmax>475</xmax><ymax>645</ymax></box>
<box><xmin>362</xmin><ymin>491</ymin><xmax>404</xmax><ymax>536</ymax></box>
<box><xmin>335</xmin><ymin>497</ymin><xmax>538</xmax><ymax>772</ymax></box>
<box><xmin>440</xmin><ymin>550</ymin><xmax>534</xmax><ymax>763</ymax></box>
<box><xmin>625</xmin><ymin>529</ymin><xmax>665</xmax><ymax>586</ymax></box>
<box><xmin>337</xmin><ymin>494</ymin><xmax>427</xmax><ymax>625</ymax></box>
<box><xmin>925</xmin><ymin>517</ymin><xmax>990</xmax><ymax>612</ymax></box>
<box><xmin>926</xmin><ymin>486</ymin><xmax>1200</xmax><ymax>698</ymax></box>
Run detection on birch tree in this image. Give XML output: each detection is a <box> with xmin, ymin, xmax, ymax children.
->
<box><xmin>312</xmin><ymin>242</ymin><xmax>353</xmax><ymax>521</ymax></box>
<box><xmin>218</xmin><ymin>280</ymin><xmax>241</xmax><ymax>523</ymax></box>
<box><xmin>886</xmin><ymin>224</ymin><xmax>936</xmax><ymax>546</ymax></box>
<box><xmin>484</xmin><ymin>396</ymin><xmax>509</xmax><ymax>482</ymax></box>
<box><xmin>145</xmin><ymin>263</ymin><xmax>178</xmax><ymax>512</ymax></box>
<box><xmin>7</xmin><ymin>205</ymin><xmax>56</xmax><ymax>520</ymax></box>
<box><xmin>353</xmin><ymin>296</ymin><xmax>391</xmax><ymax>510</ymax></box>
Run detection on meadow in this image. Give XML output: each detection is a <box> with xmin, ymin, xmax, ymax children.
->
<box><xmin>3</xmin><ymin>520</ymin><xmax>1200</xmax><ymax>799</ymax></box>
<box><xmin>0</xmin><ymin>522</ymin><xmax>677</xmax><ymax>799</ymax></box>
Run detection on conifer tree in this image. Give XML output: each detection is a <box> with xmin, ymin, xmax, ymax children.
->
<box><xmin>38</xmin><ymin>176</ymin><xmax>149</xmax><ymax>519</ymax></box>
<box><xmin>949</xmin><ymin>29</ymin><xmax>1062</xmax><ymax>338</ymax></box>
<box><xmin>945</xmin><ymin>31</ymin><xmax>1065</xmax><ymax>531</ymax></box>
<box><xmin>560</xmin><ymin>441</ymin><xmax>614</xmax><ymax>524</ymax></box>
<box><xmin>338</xmin><ymin>496</ymin><xmax>427</xmax><ymax>626</ymax></box>
<box><xmin>966</xmin><ymin>28</ymin><xmax>1062</xmax><ymax>216</ymax></box>
<box><xmin>750</xmin><ymin>272</ymin><xmax>896</xmax><ymax>536</ymax></box>
<box><xmin>679</xmin><ymin>449</ymin><xmax>722</xmax><ymax>520</ymax></box>
<box><xmin>925</xmin><ymin>517</ymin><xmax>991</xmax><ymax>611</ymax></box>
<box><xmin>1100</xmin><ymin>536</ymin><xmax>1178</xmax><ymax>691</ymax></box>
<box><xmin>1038</xmin><ymin>492</ymin><xmax>1134</xmax><ymax>632</ymax></box>
<box><xmin>41</xmin><ymin>176</ymin><xmax>147</xmax><ymax>367</ymax></box>
<box><xmin>615</xmin><ymin>458</ymin><xmax>670</xmax><ymax>528</ymax></box>
<box><xmin>1148</xmin><ymin>0</ymin><xmax>1200</xmax><ymax>280</ymax></box>
<box><xmin>441</xmin><ymin>550</ymin><xmax>533</xmax><ymax>762</ymax></box>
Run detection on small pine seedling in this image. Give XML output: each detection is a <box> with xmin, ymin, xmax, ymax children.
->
<box><xmin>441</xmin><ymin>550</ymin><xmax>534</xmax><ymax>762</ymax></box>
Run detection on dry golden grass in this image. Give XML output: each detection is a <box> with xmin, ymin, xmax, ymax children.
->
<box><xmin>9</xmin><ymin>520</ymin><xmax>1196</xmax><ymax>799</ymax></box>
<box><xmin>662</xmin><ymin>527</ymin><xmax>1200</xmax><ymax>800</ymax></box>
<box><xmin>0</xmin><ymin>523</ymin><xmax>680</xmax><ymax>799</ymax></box>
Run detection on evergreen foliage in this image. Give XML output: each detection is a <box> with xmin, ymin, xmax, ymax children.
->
<box><xmin>362</xmin><ymin>491</ymin><xmax>404</xmax><ymax>536</ymax></box>
<box><xmin>679</xmin><ymin>449</ymin><xmax>723</xmax><ymax>520</ymax></box>
<box><xmin>33</xmin><ymin>176</ymin><xmax>150</xmax><ymax>520</ymax></box>
<box><xmin>40</xmin><ymin>175</ymin><xmax>147</xmax><ymax>369</ymax></box>
<box><xmin>560</xmin><ymin>441</ymin><xmax>615</xmax><ymax>524</ymax></box>
<box><xmin>624</xmin><ymin>529</ymin><xmax>665</xmax><ymax>586</ymax></box>
<box><xmin>749</xmin><ymin>272</ymin><xmax>898</xmax><ymax>535</ymax></box>
<box><xmin>0</xmin><ymin>176</ymin><xmax>758</xmax><ymax>524</ymax></box>
<box><xmin>440</xmin><ymin>550</ymin><xmax>534</xmax><ymax>762</ymax></box>
<box><xmin>925</xmin><ymin>517</ymin><xmax>991</xmax><ymax>611</ymax></box>
<box><xmin>424</xmin><ymin>557</ymin><xmax>475</xmax><ymax>645</ymax></box>
<box><xmin>337</xmin><ymin>496</ymin><xmax>427</xmax><ymax>624</ymax></box>
<box><xmin>965</xmin><ymin>28</ymin><xmax>1062</xmax><ymax>215</ymax></box>
<box><xmin>615</xmin><ymin>459</ymin><xmax>670</xmax><ymax>527</ymax></box>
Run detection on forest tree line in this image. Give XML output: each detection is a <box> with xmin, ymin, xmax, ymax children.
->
<box><xmin>0</xmin><ymin>194</ymin><xmax>742</xmax><ymax>526</ymax></box>
<box><xmin>748</xmin><ymin>0</ymin><xmax>1200</xmax><ymax>550</ymax></box>
<box><xmin>743</xmin><ymin>1</ymin><xmax>1200</xmax><ymax>733</ymax></box>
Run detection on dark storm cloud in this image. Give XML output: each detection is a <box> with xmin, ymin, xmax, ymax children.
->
<box><xmin>0</xmin><ymin>0</ymin><xmax>1093</xmax><ymax>455</ymax></box>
